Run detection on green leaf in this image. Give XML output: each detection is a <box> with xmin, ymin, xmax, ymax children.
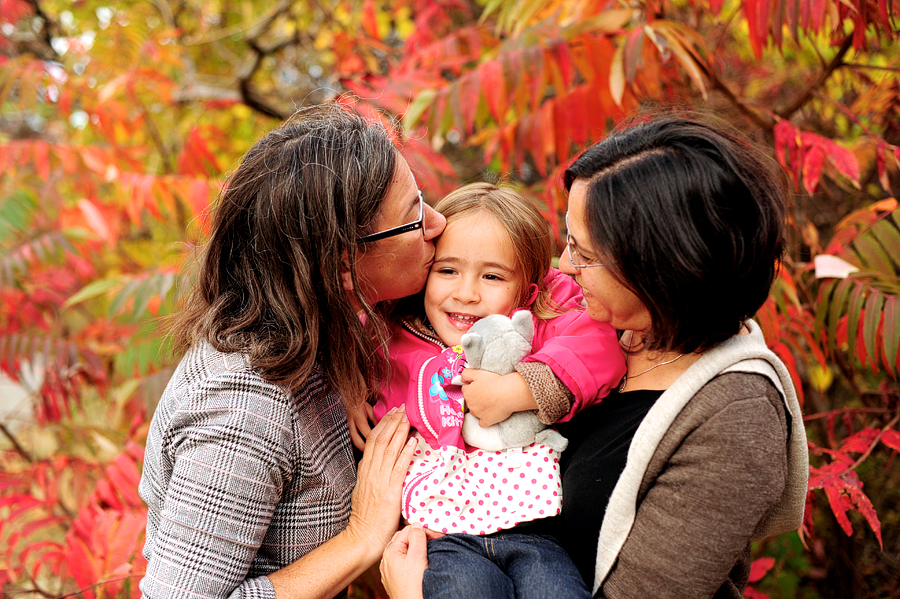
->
<box><xmin>882</xmin><ymin>296</ymin><xmax>899</xmax><ymax>377</ymax></box>
<box><xmin>131</xmin><ymin>278</ymin><xmax>156</xmax><ymax>322</ymax></box>
<box><xmin>862</xmin><ymin>291</ymin><xmax>885</xmax><ymax>370</ymax></box>
<box><xmin>0</xmin><ymin>191</ymin><xmax>37</xmax><ymax>246</ymax></box>
<box><xmin>403</xmin><ymin>88</ymin><xmax>437</xmax><ymax>132</ymax></box>
<box><xmin>63</xmin><ymin>278</ymin><xmax>123</xmax><ymax>308</ymax></box>
<box><xmin>853</xmin><ymin>234</ymin><xmax>896</xmax><ymax>277</ymax></box>
<box><xmin>827</xmin><ymin>278</ymin><xmax>854</xmax><ymax>354</ymax></box>
<box><xmin>868</xmin><ymin>217</ymin><xmax>900</xmax><ymax>266</ymax></box>
<box><xmin>109</xmin><ymin>279</ymin><xmax>142</xmax><ymax>318</ymax></box>
<box><xmin>815</xmin><ymin>278</ymin><xmax>836</xmax><ymax>350</ymax></box>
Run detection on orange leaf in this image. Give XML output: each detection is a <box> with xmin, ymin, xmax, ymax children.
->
<box><xmin>33</xmin><ymin>141</ymin><xmax>50</xmax><ymax>181</ymax></box>
<box><xmin>361</xmin><ymin>0</ymin><xmax>379</xmax><ymax>38</ymax></box>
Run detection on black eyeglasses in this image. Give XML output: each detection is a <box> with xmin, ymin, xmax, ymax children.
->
<box><xmin>357</xmin><ymin>190</ymin><xmax>425</xmax><ymax>243</ymax></box>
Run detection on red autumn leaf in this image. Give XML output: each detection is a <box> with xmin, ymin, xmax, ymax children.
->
<box><xmin>744</xmin><ymin>0</ymin><xmax>763</xmax><ymax>59</ymax></box>
<box><xmin>526</xmin><ymin>46</ymin><xmax>546</xmax><ymax>113</ymax></box>
<box><xmin>459</xmin><ymin>70</ymin><xmax>479</xmax><ymax>135</ymax></box>
<box><xmin>0</xmin><ymin>0</ymin><xmax>33</xmax><ymax>24</ymax></box>
<box><xmin>773</xmin><ymin>120</ymin><xmax>799</xmax><ymax>186</ymax></box>
<box><xmin>802</xmin><ymin>144</ymin><xmax>825</xmax><ymax>195</ymax></box>
<box><xmin>881</xmin><ymin>429</ymin><xmax>900</xmax><ymax>453</ymax></box>
<box><xmin>823</xmin><ymin>481</ymin><xmax>855</xmax><ymax>536</ymax></box>
<box><xmin>479</xmin><ymin>59</ymin><xmax>507</xmax><ymax>124</ymax></box>
<box><xmin>808</xmin><ymin>0</ymin><xmax>828</xmax><ymax>31</ymax></box>
<box><xmin>840</xmin><ymin>427</ymin><xmax>879</xmax><ymax>454</ymax></box>
<box><xmin>744</xmin><ymin>586</ymin><xmax>774</xmax><ymax>599</ymax></box>
<box><xmin>827</xmin><ymin>143</ymin><xmax>862</xmax><ymax>188</ymax></box>
<box><xmin>772</xmin><ymin>341</ymin><xmax>804</xmax><ymax>405</ymax></box>
<box><xmin>748</xmin><ymin>557</ymin><xmax>776</xmax><ymax>582</ymax></box>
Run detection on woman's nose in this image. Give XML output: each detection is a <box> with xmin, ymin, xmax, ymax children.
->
<box><xmin>559</xmin><ymin>245</ymin><xmax>578</xmax><ymax>275</ymax></box>
<box><xmin>423</xmin><ymin>205</ymin><xmax>446</xmax><ymax>241</ymax></box>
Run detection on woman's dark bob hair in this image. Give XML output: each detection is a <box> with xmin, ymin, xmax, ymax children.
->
<box><xmin>564</xmin><ymin>115</ymin><xmax>788</xmax><ymax>354</ymax></box>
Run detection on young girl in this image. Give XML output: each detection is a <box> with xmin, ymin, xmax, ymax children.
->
<box><xmin>373</xmin><ymin>183</ymin><xmax>625</xmax><ymax>599</ymax></box>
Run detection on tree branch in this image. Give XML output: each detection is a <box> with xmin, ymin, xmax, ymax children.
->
<box><xmin>23</xmin><ymin>0</ymin><xmax>58</xmax><ymax>55</ymax></box>
<box><xmin>777</xmin><ymin>35</ymin><xmax>854</xmax><ymax>120</ymax></box>
<box><xmin>231</xmin><ymin>1</ymin><xmax>296</xmax><ymax>120</ymax></box>
<box><xmin>708</xmin><ymin>69</ymin><xmax>775</xmax><ymax>130</ymax></box>
<box><xmin>0</xmin><ymin>420</ymin><xmax>33</xmax><ymax>463</ymax></box>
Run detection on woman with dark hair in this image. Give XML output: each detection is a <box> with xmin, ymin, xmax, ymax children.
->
<box><xmin>139</xmin><ymin>102</ymin><xmax>447</xmax><ymax>599</ymax></box>
<box><xmin>380</xmin><ymin>116</ymin><xmax>808</xmax><ymax>599</ymax></box>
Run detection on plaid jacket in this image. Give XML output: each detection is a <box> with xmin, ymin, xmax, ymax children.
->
<box><xmin>139</xmin><ymin>343</ymin><xmax>356</xmax><ymax>599</ymax></box>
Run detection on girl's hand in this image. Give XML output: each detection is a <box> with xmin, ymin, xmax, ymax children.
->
<box><xmin>460</xmin><ymin>370</ymin><xmax>537</xmax><ymax>427</ymax></box>
<box><xmin>346</xmin><ymin>400</ymin><xmax>376</xmax><ymax>451</ymax></box>
<box><xmin>346</xmin><ymin>406</ymin><xmax>417</xmax><ymax>560</ymax></box>
<box><xmin>380</xmin><ymin>524</ymin><xmax>429</xmax><ymax>599</ymax></box>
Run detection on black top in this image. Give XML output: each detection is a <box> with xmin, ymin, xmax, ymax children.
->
<box><xmin>524</xmin><ymin>387</ymin><xmax>663</xmax><ymax>586</ymax></box>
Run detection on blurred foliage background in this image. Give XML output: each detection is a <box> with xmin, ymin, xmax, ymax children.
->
<box><xmin>0</xmin><ymin>0</ymin><xmax>898</xmax><ymax>597</ymax></box>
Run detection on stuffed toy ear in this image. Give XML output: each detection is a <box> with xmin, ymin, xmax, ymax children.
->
<box><xmin>460</xmin><ymin>332</ymin><xmax>484</xmax><ymax>369</ymax></box>
<box><xmin>511</xmin><ymin>310</ymin><xmax>535</xmax><ymax>342</ymax></box>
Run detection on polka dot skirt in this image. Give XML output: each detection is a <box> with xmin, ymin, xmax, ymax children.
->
<box><xmin>401</xmin><ymin>432</ymin><xmax>563</xmax><ymax>535</ymax></box>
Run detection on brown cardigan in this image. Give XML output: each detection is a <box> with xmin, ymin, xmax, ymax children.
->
<box><xmin>599</xmin><ymin>373</ymin><xmax>789</xmax><ymax>598</ymax></box>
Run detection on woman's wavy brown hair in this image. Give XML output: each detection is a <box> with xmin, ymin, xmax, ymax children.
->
<box><xmin>171</xmin><ymin>103</ymin><xmax>399</xmax><ymax>405</ymax></box>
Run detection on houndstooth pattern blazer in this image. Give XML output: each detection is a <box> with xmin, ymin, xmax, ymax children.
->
<box><xmin>139</xmin><ymin>342</ymin><xmax>357</xmax><ymax>599</ymax></box>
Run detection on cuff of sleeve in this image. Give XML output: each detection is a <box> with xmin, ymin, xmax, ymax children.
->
<box><xmin>515</xmin><ymin>362</ymin><xmax>574</xmax><ymax>424</ymax></box>
<box><xmin>250</xmin><ymin>575</ymin><xmax>279</xmax><ymax>599</ymax></box>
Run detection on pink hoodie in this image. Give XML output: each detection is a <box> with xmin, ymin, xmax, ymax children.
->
<box><xmin>375</xmin><ymin>269</ymin><xmax>625</xmax><ymax>444</ymax></box>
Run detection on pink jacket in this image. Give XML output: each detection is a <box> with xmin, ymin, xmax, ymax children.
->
<box><xmin>374</xmin><ymin>269</ymin><xmax>625</xmax><ymax>438</ymax></box>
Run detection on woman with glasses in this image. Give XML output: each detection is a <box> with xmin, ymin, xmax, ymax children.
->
<box><xmin>139</xmin><ymin>102</ymin><xmax>446</xmax><ymax>599</ymax></box>
<box><xmin>381</xmin><ymin>116</ymin><xmax>808</xmax><ymax>599</ymax></box>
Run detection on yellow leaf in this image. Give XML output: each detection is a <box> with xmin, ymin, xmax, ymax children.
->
<box><xmin>808</xmin><ymin>364</ymin><xmax>834</xmax><ymax>393</ymax></box>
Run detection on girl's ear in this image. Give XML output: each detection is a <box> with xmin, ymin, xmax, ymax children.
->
<box><xmin>340</xmin><ymin>249</ymin><xmax>354</xmax><ymax>292</ymax></box>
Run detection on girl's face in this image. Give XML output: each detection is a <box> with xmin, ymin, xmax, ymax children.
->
<box><xmin>560</xmin><ymin>179</ymin><xmax>652</xmax><ymax>333</ymax></box>
<box><xmin>425</xmin><ymin>211</ymin><xmax>525</xmax><ymax>346</ymax></box>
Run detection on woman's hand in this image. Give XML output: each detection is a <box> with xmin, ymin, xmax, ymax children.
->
<box><xmin>460</xmin><ymin>370</ymin><xmax>537</xmax><ymax>427</ymax></box>
<box><xmin>346</xmin><ymin>400</ymin><xmax>376</xmax><ymax>451</ymax></box>
<box><xmin>345</xmin><ymin>406</ymin><xmax>418</xmax><ymax>561</ymax></box>
<box><xmin>380</xmin><ymin>524</ymin><xmax>429</xmax><ymax>599</ymax></box>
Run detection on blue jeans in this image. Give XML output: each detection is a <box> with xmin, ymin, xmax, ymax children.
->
<box><xmin>422</xmin><ymin>532</ymin><xmax>591</xmax><ymax>599</ymax></box>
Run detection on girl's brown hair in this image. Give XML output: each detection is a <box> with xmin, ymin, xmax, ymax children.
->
<box><xmin>433</xmin><ymin>182</ymin><xmax>563</xmax><ymax>320</ymax></box>
<box><xmin>171</xmin><ymin>103</ymin><xmax>400</xmax><ymax>404</ymax></box>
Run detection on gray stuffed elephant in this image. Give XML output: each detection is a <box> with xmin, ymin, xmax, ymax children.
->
<box><xmin>457</xmin><ymin>311</ymin><xmax>568</xmax><ymax>453</ymax></box>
